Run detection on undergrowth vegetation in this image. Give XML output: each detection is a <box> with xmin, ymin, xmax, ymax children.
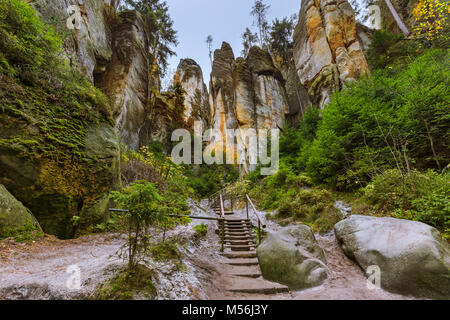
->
<box><xmin>243</xmin><ymin>36</ymin><xmax>449</xmax><ymax>238</ymax></box>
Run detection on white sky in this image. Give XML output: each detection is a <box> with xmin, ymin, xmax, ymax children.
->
<box><xmin>164</xmin><ymin>0</ymin><xmax>302</xmax><ymax>86</ymax></box>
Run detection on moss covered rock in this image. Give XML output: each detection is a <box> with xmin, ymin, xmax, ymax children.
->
<box><xmin>0</xmin><ymin>184</ymin><xmax>41</xmax><ymax>238</ymax></box>
<box><xmin>257</xmin><ymin>225</ymin><xmax>329</xmax><ymax>290</ymax></box>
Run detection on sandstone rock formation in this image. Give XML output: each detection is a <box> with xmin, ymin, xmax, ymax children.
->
<box><xmin>257</xmin><ymin>225</ymin><xmax>329</xmax><ymax>290</ymax></box>
<box><xmin>176</xmin><ymin>59</ymin><xmax>210</xmax><ymax>127</ymax></box>
<box><xmin>207</xmin><ymin>43</ymin><xmax>290</xmax><ymax>172</ymax></box>
<box><xmin>210</xmin><ymin>44</ymin><xmax>290</xmax><ymax>133</ymax></box>
<box><xmin>0</xmin><ymin>184</ymin><xmax>41</xmax><ymax>238</ymax></box>
<box><xmin>335</xmin><ymin>215</ymin><xmax>450</xmax><ymax>299</ymax></box>
<box><xmin>96</xmin><ymin>10</ymin><xmax>151</xmax><ymax>150</ymax></box>
<box><xmin>293</xmin><ymin>0</ymin><xmax>369</xmax><ymax>107</ymax></box>
<box><xmin>32</xmin><ymin>0</ymin><xmax>117</xmax><ymax>82</ymax></box>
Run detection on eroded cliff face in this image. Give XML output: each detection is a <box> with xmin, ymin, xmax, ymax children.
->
<box><xmin>32</xmin><ymin>0</ymin><xmax>117</xmax><ymax>82</ymax></box>
<box><xmin>293</xmin><ymin>0</ymin><xmax>369</xmax><ymax>107</ymax></box>
<box><xmin>209</xmin><ymin>43</ymin><xmax>290</xmax><ymax>136</ymax></box>
<box><xmin>96</xmin><ymin>10</ymin><xmax>151</xmax><ymax>150</ymax></box>
<box><xmin>176</xmin><ymin>59</ymin><xmax>210</xmax><ymax>127</ymax></box>
<box><xmin>33</xmin><ymin>1</ymin><xmax>180</xmax><ymax>151</ymax></box>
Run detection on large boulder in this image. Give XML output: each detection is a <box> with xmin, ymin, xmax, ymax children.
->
<box><xmin>334</xmin><ymin>215</ymin><xmax>450</xmax><ymax>299</ymax></box>
<box><xmin>257</xmin><ymin>225</ymin><xmax>329</xmax><ymax>290</ymax></box>
<box><xmin>0</xmin><ymin>184</ymin><xmax>41</xmax><ymax>237</ymax></box>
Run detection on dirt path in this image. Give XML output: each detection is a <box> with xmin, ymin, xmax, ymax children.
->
<box><xmin>0</xmin><ymin>199</ymin><xmax>417</xmax><ymax>300</ymax></box>
<box><xmin>207</xmin><ymin>202</ymin><xmax>416</xmax><ymax>300</ymax></box>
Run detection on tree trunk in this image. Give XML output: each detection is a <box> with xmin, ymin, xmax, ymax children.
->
<box><xmin>384</xmin><ymin>0</ymin><xmax>410</xmax><ymax>37</ymax></box>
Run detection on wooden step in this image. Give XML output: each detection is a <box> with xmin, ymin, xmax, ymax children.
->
<box><xmin>225</xmin><ymin>245</ymin><xmax>255</xmax><ymax>251</ymax></box>
<box><xmin>224</xmin><ymin>221</ymin><xmax>251</xmax><ymax>224</ymax></box>
<box><xmin>225</xmin><ymin>240</ymin><xmax>255</xmax><ymax>245</ymax></box>
<box><xmin>224</xmin><ymin>235</ymin><xmax>254</xmax><ymax>240</ymax></box>
<box><xmin>226</xmin><ymin>277</ymin><xmax>290</xmax><ymax>294</ymax></box>
<box><xmin>227</xmin><ymin>266</ymin><xmax>262</xmax><ymax>279</ymax></box>
<box><xmin>221</xmin><ymin>251</ymin><xmax>257</xmax><ymax>259</ymax></box>
<box><xmin>225</xmin><ymin>258</ymin><xmax>259</xmax><ymax>266</ymax></box>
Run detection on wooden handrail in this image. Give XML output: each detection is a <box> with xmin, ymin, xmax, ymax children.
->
<box><xmin>246</xmin><ymin>195</ymin><xmax>265</xmax><ymax>228</ymax></box>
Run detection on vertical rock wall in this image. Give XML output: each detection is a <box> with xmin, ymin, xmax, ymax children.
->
<box><xmin>293</xmin><ymin>0</ymin><xmax>369</xmax><ymax>107</ymax></box>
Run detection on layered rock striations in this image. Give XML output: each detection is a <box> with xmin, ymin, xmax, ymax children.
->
<box><xmin>293</xmin><ymin>0</ymin><xmax>369</xmax><ymax>107</ymax></box>
<box><xmin>206</xmin><ymin>44</ymin><xmax>291</xmax><ymax>173</ymax></box>
<box><xmin>176</xmin><ymin>59</ymin><xmax>210</xmax><ymax>127</ymax></box>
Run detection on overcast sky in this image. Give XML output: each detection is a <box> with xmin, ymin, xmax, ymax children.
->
<box><xmin>164</xmin><ymin>0</ymin><xmax>302</xmax><ymax>87</ymax></box>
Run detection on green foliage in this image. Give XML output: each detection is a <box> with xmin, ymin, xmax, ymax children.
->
<box><xmin>120</xmin><ymin>0</ymin><xmax>178</xmax><ymax>75</ymax></box>
<box><xmin>301</xmin><ymin>49</ymin><xmax>449</xmax><ymax>190</ymax></box>
<box><xmin>0</xmin><ymin>221</ymin><xmax>43</xmax><ymax>242</ymax></box>
<box><xmin>362</xmin><ymin>169</ymin><xmax>449</xmax><ymax>238</ymax></box>
<box><xmin>246</xmin><ymin>161</ymin><xmax>339</xmax><ymax>233</ymax></box>
<box><xmin>148</xmin><ymin>239</ymin><xmax>182</xmax><ymax>261</ymax></box>
<box><xmin>94</xmin><ymin>265</ymin><xmax>156</xmax><ymax>300</ymax></box>
<box><xmin>110</xmin><ymin>181</ymin><xmax>164</xmax><ymax>270</ymax></box>
<box><xmin>193</xmin><ymin>223</ymin><xmax>207</xmax><ymax>238</ymax></box>
<box><xmin>184</xmin><ymin>163</ymin><xmax>239</xmax><ymax>199</ymax></box>
<box><xmin>269</xmin><ymin>15</ymin><xmax>297</xmax><ymax>62</ymax></box>
<box><xmin>367</xmin><ymin>30</ymin><xmax>413</xmax><ymax>70</ymax></box>
<box><xmin>0</xmin><ymin>0</ymin><xmax>62</xmax><ymax>76</ymax></box>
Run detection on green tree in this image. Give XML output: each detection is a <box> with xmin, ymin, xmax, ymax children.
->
<box><xmin>250</xmin><ymin>0</ymin><xmax>270</xmax><ymax>49</ymax></box>
<box><xmin>269</xmin><ymin>15</ymin><xmax>297</xmax><ymax>62</ymax></box>
<box><xmin>110</xmin><ymin>181</ymin><xmax>165</xmax><ymax>271</ymax></box>
<box><xmin>241</xmin><ymin>27</ymin><xmax>259</xmax><ymax>56</ymax></box>
<box><xmin>121</xmin><ymin>0</ymin><xmax>178</xmax><ymax>76</ymax></box>
<box><xmin>206</xmin><ymin>35</ymin><xmax>214</xmax><ymax>67</ymax></box>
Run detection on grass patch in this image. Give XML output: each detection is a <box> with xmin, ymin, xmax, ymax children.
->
<box><xmin>94</xmin><ymin>265</ymin><xmax>156</xmax><ymax>300</ymax></box>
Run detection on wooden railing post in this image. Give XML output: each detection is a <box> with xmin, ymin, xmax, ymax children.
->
<box><xmin>258</xmin><ymin>219</ymin><xmax>261</xmax><ymax>247</ymax></box>
<box><xmin>246</xmin><ymin>199</ymin><xmax>249</xmax><ymax>220</ymax></box>
<box><xmin>221</xmin><ymin>218</ymin><xmax>225</xmax><ymax>252</ymax></box>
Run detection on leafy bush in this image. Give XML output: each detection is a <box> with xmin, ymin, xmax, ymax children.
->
<box><xmin>362</xmin><ymin>169</ymin><xmax>449</xmax><ymax>238</ymax></box>
<box><xmin>148</xmin><ymin>239</ymin><xmax>182</xmax><ymax>261</ymax></box>
<box><xmin>110</xmin><ymin>181</ymin><xmax>165</xmax><ymax>270</ymax></box>
<box><xmin>0</xmin><ymin>0</ymin><xmax>62</xmax><ymax>76</ymax></box>
<box><xmin>0</xmin><ymin>221</ymin><xmax>43</xmax><ymax>242</ymax></box>
<box><xmin>193</xmin><ymin>223</ymin><xmax>207</xmax><ymax>238</ymax></box>
<box><xmin>94</xmin><ymin>265</ymin><xmax>156</xmax><ymax>300</ymax></box>
<box><xmin>302</xmin><ymin>49</ymin><xmax>450</xmax><ymax>190</ymax></box>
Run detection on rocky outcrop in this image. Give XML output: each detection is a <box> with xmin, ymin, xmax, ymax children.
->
<box><xmin>32</xmin><ymin>0</ymin><xmax>117</xmax><ymax>82</ymax></box>
<box><xmin>0</xmin><ymin>184</ymin><xmax>41</xmax><ymax>237</ymax></box>
<box><xmin>210</xmin><ymin>44</ymin><xmax>289</xmax><ymax>134</ymax></box>
<box><xmin>257</xmin><ymin>225</ymin><xmax>329</xmax><ymax>290</ymax></box>
<box><xmin>96</xmin><ymin>10</ymin><xmax>151</xmax><ymax>150</ymax></box>
<box><xmin>335</xmin><ymin>215</ymin><xmax>450</xmax><ymax>299</ymax></box>
<box><xmin>208</xmin><ymin>43</ymin><xmax>290</xmax><ymax>172</ymax></box>
<box><xmin>176</xmin><ymin>59</ymin><xmax>210</xmax><ymax>127</ymax></box>
<box><xmin>293</xmin><ymin>0</ymin><xmax>369</xmax><ymax>107</ymax></box>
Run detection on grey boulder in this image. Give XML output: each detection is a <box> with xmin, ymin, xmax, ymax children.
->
<box><xmin>257</xmin><ymin>225</ymin><xmax>329</xmax><ymax>290</ymax></box>
<box><xmin>334</xmin><ymin>215</ymin><xmax>450</xmax><ymax>299</ymax></box>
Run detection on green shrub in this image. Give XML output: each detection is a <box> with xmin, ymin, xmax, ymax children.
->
<box><xmin>193</xmin><ymin>223</ymin><xmax>207</xmax><ymax>238</ymax></box>
<box><xmin>363</xmin><ymin>169</ymin><xmax>450</xmax><ymax>237</ymax></box>
<box><xmin>302</xmin><ymin>49</ymin><xmax>450</xmax><ymax>190</ymax></box>
<box><xmin>0</xmin><ymin>0</ymin><xmax>62</xmax><ymax>75</ymax></box>
<box><xmin>94</xmin><ymin>265</ymin><xmax>156</xmax><ymax>300</ymax></box>
<box><xmin>0</xmin><ymin>221</ymin><xmax>43</xmax><ymax>242</ymax></box>
<box><xmin>148</xmin><ymin>239</ymin><xmax>182</xmax><ymax>261</ymax></box>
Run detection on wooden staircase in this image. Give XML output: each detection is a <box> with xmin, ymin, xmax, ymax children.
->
<box><xmin>210</xmin><ymin>194</ymin><xmax>289</xmax><ymax>295</ymax></box>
